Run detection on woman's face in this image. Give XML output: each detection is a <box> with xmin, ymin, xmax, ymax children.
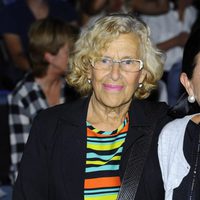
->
<box><xmin>181</xmin><ymin>52</ymin><xmax>200</xmax><ymax>105</ymax></box>
<box><xmin>88</xmin><ymin>33</ymin><xmax>146</xmax><ymax>108</ymax></box>
<box><xmin>49</xmin><ymin>43</ymin><xmax>69</xmax><ymax>76</ymax></box>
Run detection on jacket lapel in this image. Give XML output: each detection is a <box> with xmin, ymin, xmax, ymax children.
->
<box><xmin>120</xmin><ymin>100</ymin><xmax>155</xmax><ymax>178</ymax></box>
<box><xmin>57</xmin><ymin>97</ymin><xmax>90</xmax><ymax>200</ymax></box>
<box><xmin>122</xmin><ymin>99</ymin><xmax>153</xmax><ymax>153</ymax></box>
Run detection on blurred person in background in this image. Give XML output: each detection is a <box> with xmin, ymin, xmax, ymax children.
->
<box><xmin>126</xmin><ymin>0</ymin><xmax>169</xmax><ymax>14</ymax></box>
<box><xmin>8</xmin><ymin>17</ymin><xmax>79</xmax><ymax>182</ymax></box>
<box><xmin>0</xmin><ymin>0</ymin><xmax>78</xmax><ymax>89</ymax></box>
<box><xmin>137</xmin><ymin>0</ymin><xmax>197</xmax><ymax>105</ymax></box>
<box><xmin>79</xmin><ymin>0</ymin><xmax>108</xmax><ymax>30</ymax></box>
<box><xmin>79</xmin><ymin>0</ymin><xmax>129</xmax><ymax>32</ymax></box>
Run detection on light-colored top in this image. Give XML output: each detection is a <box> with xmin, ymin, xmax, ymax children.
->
<box><xmin>140</xmin><ymin>3</ymin><xmax>197</xmax><ymax>71</ymax></box>
<box><xmin>158</xmin><ymin>114</ymin><xmax>199</xmax><ymax>200</ymax></box>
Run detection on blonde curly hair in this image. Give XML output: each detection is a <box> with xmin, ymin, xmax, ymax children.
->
<box><xmin>66</xmin><ymin>13</ymin><xmax>165</xmax><ymax>99</ymax></box>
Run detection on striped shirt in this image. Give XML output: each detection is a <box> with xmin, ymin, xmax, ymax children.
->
<box><xmin>84</xmin><ymin>117</ymin><xmax>129</xmax><ymax>200</ymax></box>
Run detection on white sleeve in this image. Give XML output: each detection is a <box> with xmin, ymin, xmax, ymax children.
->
<box><xmin>158</xmin><ymin>117</ymin><xmax>191</xmax><ymax>200</ymax></box>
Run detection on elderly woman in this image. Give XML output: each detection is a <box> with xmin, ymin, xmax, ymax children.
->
<box><xmin>13</xmin><ymin>13</ymin><xmax>171</xmax><ymax>200</ymax></box>
<box><xmin>158</xmin><ymin>27</ymin><xmax>200</xmax><ymax>200</ymax></box>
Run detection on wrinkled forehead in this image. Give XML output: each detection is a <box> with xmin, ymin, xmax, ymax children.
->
<box><xmin>92</xmin><ymin>32</ymin><xmax>142</xmax><ymax>57</ymax></box>
<box><xmin>99</xmin><ymin>33</ymin><xmax>141</xmax><ymax>57</ymax></box>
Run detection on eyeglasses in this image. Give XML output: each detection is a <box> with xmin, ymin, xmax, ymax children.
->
<box><xmin>92</xmin><ymin>57</ymin><xmax>143</xmax><ymax>72</ymax></box>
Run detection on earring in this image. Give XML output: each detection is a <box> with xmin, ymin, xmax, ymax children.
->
<box><xmin>138</xmin><ymin>83</ymin><xmax>143</xmax><ymax>88</ymax></box>
<box><xmin>188</xmin><ymin>95</ymin><xmax>195</xmax><ymax>103</ymax></box>
<box><xmin>88</xmin><ymin>79</ymin><xmax>91</xmax><ymax>84</ymax></box>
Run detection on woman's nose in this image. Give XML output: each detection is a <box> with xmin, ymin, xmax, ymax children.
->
<box><xmin>110</xmin><ymin>63</ymin><xmax>121</xmax><ymax>80</ymax></box>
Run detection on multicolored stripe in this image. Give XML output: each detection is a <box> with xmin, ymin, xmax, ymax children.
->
<box><xmin>84</xmin><ymin>117</ymin><xmax>129</xmax><ymax>200</ymax></box>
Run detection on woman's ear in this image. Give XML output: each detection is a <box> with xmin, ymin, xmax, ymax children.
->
<box><xmin>139</xmin><ymin>69</ymin><xmax>147</xmax><ymax>83</ymax></box>
<box><xmin>87</xmin><ymin>65</ymin><xmax>92</xmax><ymax>80</ymax></box>
<box><xmin>180</xmin><ymin>72</ymin><xmax>194</xmax><ymax>96</ymax></box>
<box><xmin>44</xmin><ymin>52</ymin><xmax>53</xmax><ymax>64</ymax></box>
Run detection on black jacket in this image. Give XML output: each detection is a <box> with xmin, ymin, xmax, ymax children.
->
<box><xmin>13</xmin><ymin>96</ymin><xmax>171</xmax><ymax>200</ymax></box>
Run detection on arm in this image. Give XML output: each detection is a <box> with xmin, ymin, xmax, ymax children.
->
<box><xmin>3</xmin><ymin>33</ymin><xmax>30</xmax><ymax>71</ymax></box>
<box><xmin>157</xmin><ymin>32</ymin><xmax>189</xmax><ymax>51</ymax></box>
<box><xmin>12</xmin><ymin>115</ymin><xmax>48</xmax><ymax>200</ymax></box>
<box><xmin>132</xmin><ymin>0</ymin><xmax>169</xmax><ymax>15</ymax></box>
<box><xmin>8</xmin><ymin>95</ymin><xmax>31</xmax><ymax>180</ymax></box>
<box><xmin>177</xmin><ymin>0</ymin><xmax>195</xmax><ymax>22</ymax></box>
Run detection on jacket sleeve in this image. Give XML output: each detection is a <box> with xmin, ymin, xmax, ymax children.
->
<box><xmin>12</xmin><ymin>115</ymin><xmax>49</xmax><ymax>200</ymax></box>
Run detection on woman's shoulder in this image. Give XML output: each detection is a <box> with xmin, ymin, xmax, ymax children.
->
<box><xmin>163</xmin><ymin>114</ymin><xmax>196</xmax><ymax>129</ymax></box>
<box><xmin>29</xmin><ymin>97</ymin><xmax>88</xmax><ymax>140</ymax></box>
<box><xmin>35</xmin><ymin>96</ymin><xmax>88</xmax><ymax>122</ymax></box>
<box><xmin>145</xmin><ymin>99</ymin><xmax>168</xmax><ymax>108</ymax></box>
<box><xmin>131</xmin><ymin>99</ymin><xmax>171</xmax><ymax>128</ymax></box>
<box><xmin>134</xmin><ymin>99</ymin><xmax>169</xmax><ymax>114</ymax></box>
<box><xmin>8</xmin><ymin>74</ymin><xmax>35</xmax><ymax>102</ymax></box>
<box><xmin>159</xmin><ymin>114</ymin><xmax>196</xmax><ymax>141</ymax></box>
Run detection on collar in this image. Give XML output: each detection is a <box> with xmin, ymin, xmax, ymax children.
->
<box><xmin>58</xmin><ymin>97</ymin><xmax>154</xmax><ymax>127</ymax></box>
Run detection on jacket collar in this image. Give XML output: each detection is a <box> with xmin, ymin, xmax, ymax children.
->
<box><xmin>59</xmin><ymin>96</ymin><xmax>152</xmax><ymax>126</ymax></box>
<box><xmin>57</xmin><ymin>97</ymin><xmax>155</xmax><ymax>199</ymax></box>
<box><xmin>122</xmin><ymin>99</ymin><xmax>154</xmax><ymax>154</ymax></box>
<box><xmin>129</xmin><ymin>99</ymin><xmax>152</xmax><ymax>127</ymax></box>
<box><xmin>58</xmin><ymin>96</ymin><xmax>153</xmax><ymax>152</ymax></box>
<box><xmin>59</xmin><ymin>96</ymin><xmax>90</xmax><ymax>126</ymax></box>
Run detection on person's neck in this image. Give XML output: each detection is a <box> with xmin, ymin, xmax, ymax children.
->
<box><xmin>35</xmin><ymin>73</ymin><xmax>62</xmax><ymax>106</ymax></box>
<box><xmin>87</xmin><ymin>94</ymin><xmax>131</xmax><ymax>131</ymax></box>
<box><xmin>191</xmin><ymin>114</ymin><xmax>200</xmax><ymax>124</ymax></box>
<box><xmin>35</xmin><ymin>74</ymin><xmax>61</xmax><ymax>92</ymax></box>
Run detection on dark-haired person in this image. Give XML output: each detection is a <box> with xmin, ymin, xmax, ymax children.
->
<box><xmin>8</xmin><ymin>17</ymin><xmax>79</xmax><ymax>181</ymax></box>
<box><xmin>158</xmin><ymin>27</ymin><xmax>200</xmax><ymax>200</ymax></box>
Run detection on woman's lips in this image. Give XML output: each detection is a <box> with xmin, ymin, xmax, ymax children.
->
<box><xmin>103</xmin><ymin>84</ymin><xmax>124</xmax><ymax>91</ymax></box>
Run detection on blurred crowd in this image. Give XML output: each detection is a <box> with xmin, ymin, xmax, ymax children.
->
<box><xmin>0</xmin><ymin>0</ymin><xmax>199</xmax><ymax>101</ymax></box>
